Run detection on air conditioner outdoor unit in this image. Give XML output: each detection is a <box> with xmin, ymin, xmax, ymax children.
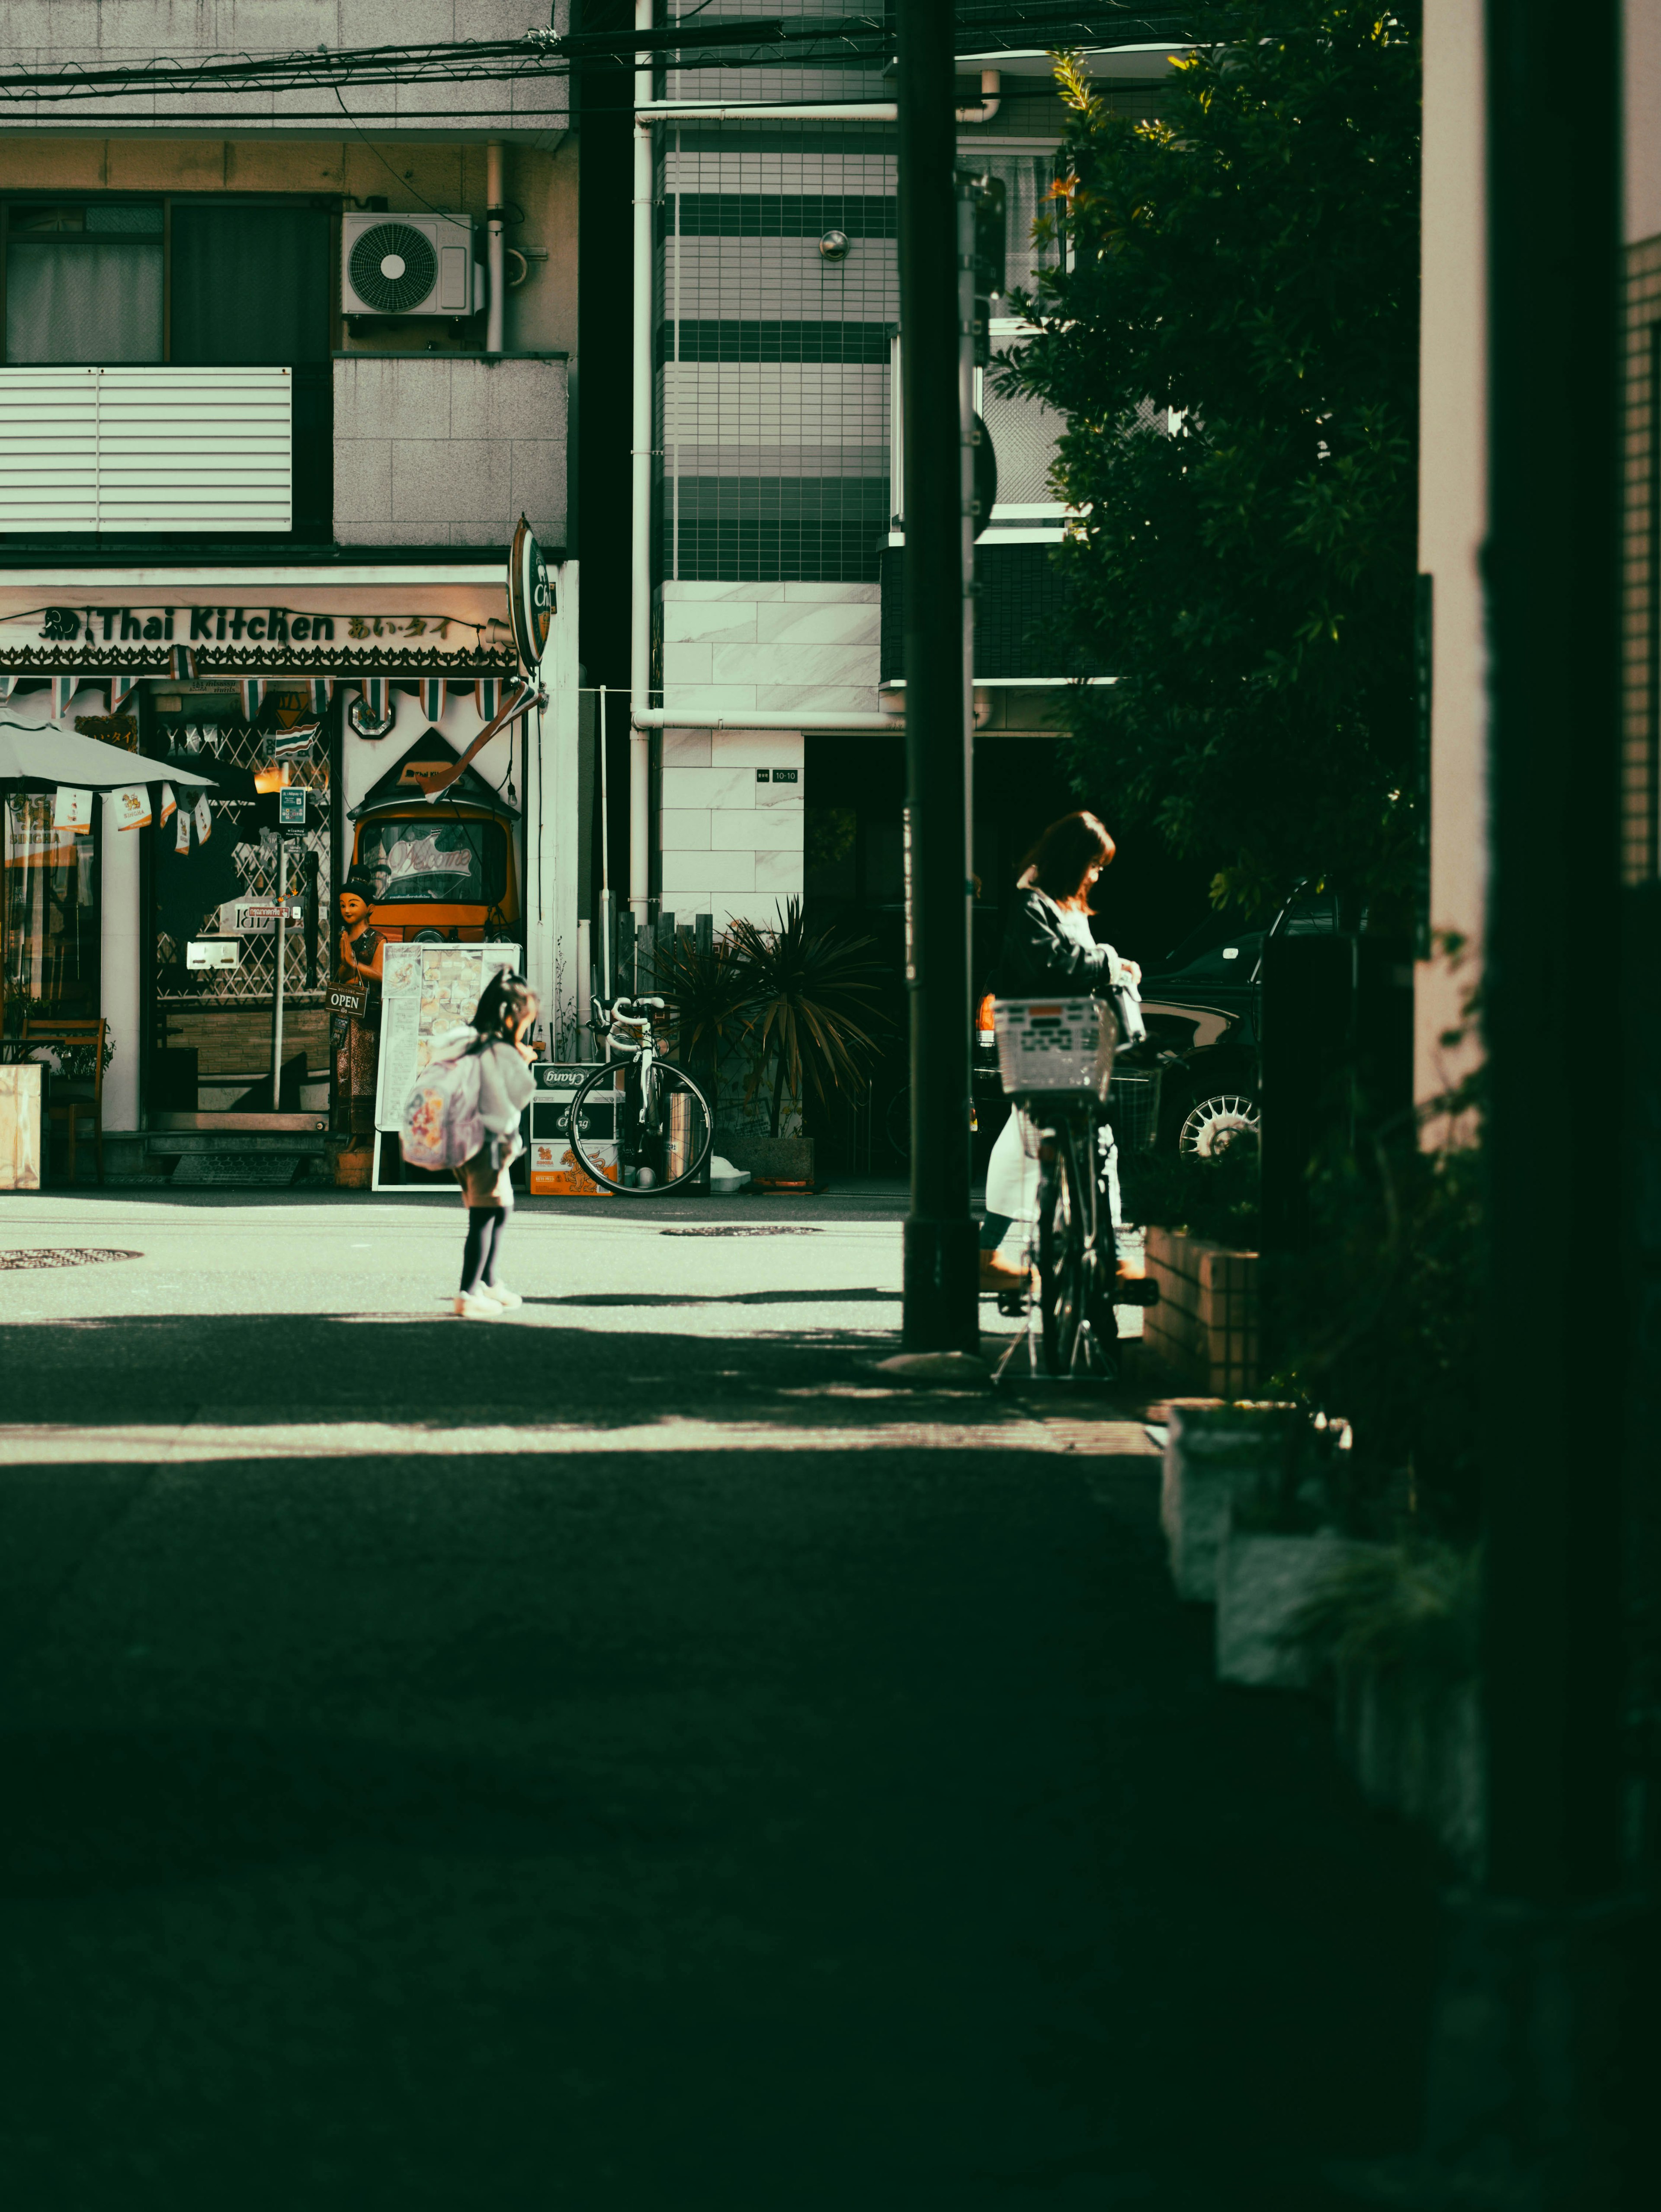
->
<box><xmin>340</xmin><ymin>212</ymin><xmax>483</xmax><ymax>317</ymax></box>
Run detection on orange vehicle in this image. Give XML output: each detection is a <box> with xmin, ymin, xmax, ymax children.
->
<box><xmin>346</xmin><ymin>732</ymin><xmax>521</xmax><ymax>944</ymax></box>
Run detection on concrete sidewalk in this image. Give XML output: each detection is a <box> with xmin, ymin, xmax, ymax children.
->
<box><xmin>0</xmin><ymin>1197</ymin><xmax>1438</xmax><ymax>2209</ymax></box>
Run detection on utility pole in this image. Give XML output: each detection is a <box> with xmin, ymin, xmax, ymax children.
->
<box><xmin>898</xmin><ymin>0</ymin><xmax>978</xmax><ymax>1352</ymax></box>
<box><xmin>1411</xmin><ymin>3</ymin><xmax>1651</xmax><ymax>2194</ymax></box>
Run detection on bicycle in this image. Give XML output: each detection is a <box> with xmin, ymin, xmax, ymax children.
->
<box><xmin>566</xmin><ymin>994</ymin><xmax>715</xmax><ymax>1196</ymax></box>
<box><xmin>995</xmin><ymin>993</ymin><xmax>1156</xmax><ymax>1379</ymax></box>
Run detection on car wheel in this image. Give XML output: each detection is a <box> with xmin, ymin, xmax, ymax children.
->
<box><xmin>1179</xmin><ymin>1093</ymin><xmax>1260</xmax><ymax>1158</ymax></box>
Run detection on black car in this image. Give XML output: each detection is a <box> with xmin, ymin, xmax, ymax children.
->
<box><xmin>1141</xmin><ymin>890</ymin><xmax>1349</xmax><ymax>1154</ymax></box>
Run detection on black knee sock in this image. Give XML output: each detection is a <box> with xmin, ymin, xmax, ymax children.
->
<box><xmin>460</xmin><ymin>1207</ymin><xmax>497</xmax><ymax>1295</ymax></box>
<box><xmin>481</xmin><ymin>1209</ymin><xmax>507</xmax><ymax>1288</ymax></box>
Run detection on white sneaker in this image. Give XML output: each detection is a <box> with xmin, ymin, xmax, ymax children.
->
<box><xmin>478</xmin><ymin>1284</ymin><xmax>523</xmax><ymax>1309</ymax></box>
<box><xmin>453</xmin><ymin>1291</ymin><xmax>501</xmax><ymax>1319</ymax></box>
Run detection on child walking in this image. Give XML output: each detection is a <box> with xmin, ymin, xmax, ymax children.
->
<box><xmin>449</xmin><ymin>970</ymin><xmax>539</xmax><ymax>1319</ymax></box>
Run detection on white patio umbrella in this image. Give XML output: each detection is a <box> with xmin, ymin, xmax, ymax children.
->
<box><xmin>0</xmin><ymin>725</ymin><xmax>217</xmax><ymax>787</ymax></box>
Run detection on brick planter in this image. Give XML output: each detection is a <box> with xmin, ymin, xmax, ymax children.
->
<box><xmin>1143</xmin><ymin>1226</ymin><xmax>1262</xmax><ymax>1396</ymax></box>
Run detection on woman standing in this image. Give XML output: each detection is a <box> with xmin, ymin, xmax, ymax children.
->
<box><xmin>981</xmin><ymin>811</ymin><xmax>1140</xmax><ymax>1290</ymax></box>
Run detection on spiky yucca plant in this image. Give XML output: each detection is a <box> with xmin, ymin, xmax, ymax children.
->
<box><xmin>648</xmin><ymin>929</ymin><xmax>757</xmax><ymax>1088</ymax></box>
<box><xmin>725</xmin><ymin>900</ymin><xmax>889</xmax><ymax>1138</ymax></box>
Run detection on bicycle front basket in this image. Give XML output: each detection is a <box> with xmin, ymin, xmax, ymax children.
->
<box><xmin>994</xmin><ymin>997</ymin><xmax>1115</xmax><ymax>1098</ymax></box>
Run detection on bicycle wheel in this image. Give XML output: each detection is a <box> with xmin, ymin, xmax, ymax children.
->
<box><xmin>1036</xmin><ymin>1126</ymin><xmax>1090</xmax><ymax>1376</ymax></box>
<box><xmin>568</xmin><ymin>1058</ymin><xmax>714</xmax><ymax>1196</ymax></box>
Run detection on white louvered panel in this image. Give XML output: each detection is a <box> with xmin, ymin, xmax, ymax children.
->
<box><xmin>0</xmin><ymin>368</ymin><xmax>99</xmax><ymax>530</ymax></box>
<box><xmin>0</xmin><ymin>365</ymin><xmax>292</xmax><ymax>532</ymax></box>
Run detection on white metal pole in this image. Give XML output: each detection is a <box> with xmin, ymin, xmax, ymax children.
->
<box><xmin>598</xmin><ymin>684</ymin><xmax>614</xmax><ymax>997</ymax></box>
<box><xmin>629</xmin><ymin>0</ymin><xmax>655</xmax><ymax>931</ymax></box>
<box><xmin>485</xmin><ymin>141</ymin><xmax>506</xmax><ymax>356</ymax></box>
<box><xmin>270</xmin><ymin>839</ymin><xmax>287</xmax><ymax>1106</ymax></box>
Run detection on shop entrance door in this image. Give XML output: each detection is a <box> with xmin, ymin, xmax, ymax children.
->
<box><xmin>148</xmin><ymin>688</ymin><xmax>337</xmax><ymax>1126</ymax></box>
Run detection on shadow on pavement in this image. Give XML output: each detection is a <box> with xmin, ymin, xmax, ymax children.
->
<box><xmin>0</xmin><ymin>1315</ymin><xmax>1441</xmax><ymax>2209</ymax></box>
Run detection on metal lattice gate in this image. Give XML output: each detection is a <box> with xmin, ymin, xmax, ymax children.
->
<box><xmin>152</xmin><ymin>711</ymin><xmax>334</xmax><ymax>1077</ymax></box>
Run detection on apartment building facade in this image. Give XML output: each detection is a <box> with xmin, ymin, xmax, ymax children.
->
<box><xmin>0</xmin><ymin>3</ymin><xmax>578</xmax><ymax>1176</ymax></box>
<box><xmin>612</xmin><ymin>16</ymin><xmax>1181</xmax><ymax>1156</ymax></box>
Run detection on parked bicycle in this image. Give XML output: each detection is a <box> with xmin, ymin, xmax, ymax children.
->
<box><xmin>567</xmin><ymin>994</ymin><xmax>715</xmax><ymax>1196</ymax></box>
<box><xmin>995</xmin><ymin>993</ymin><xmax>1158</xmax><ymax>1378</ymax></box>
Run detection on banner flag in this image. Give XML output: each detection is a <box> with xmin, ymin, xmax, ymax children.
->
<box><xmin>360</xmin><ymin>678</ymin><xmax>389</xmax><ymax>722</ymax></box>
<box><xmin>109</xmin><ymin>784</ymin><xmax>151</xmax><ymax>832</ymax></box>
<box><xmin>51</xmin><ymin>675</ymin><xmax>79</xmax><ymax>719</ymax></box>
<box><xmin>419</xmin><ymin>678</ymin><xmax>446</xmax><ymax>723</ymax></box>
<box><xmin>52</xmin><ymin>786</ymin><xmax>94</xmax><ymax>833</ymax></box>
<box><xmin>159</xmin><ymin>781</ymin><xmax>178</xmax><ymax>823</ymax></box>
<box><xmin>239</xmin><ymin>678</ymin><xmax>266</xmax><ymax>722</ymax></box>
<box><xmin>476</xmin><ymin>677</ymin><xmax>501</xmax><ymax>723</ymax></box>
<box><xmin>109</xmin><ymin>672</ymin><xmax>139</xmax><ymax>711</ymax></box>
<box><xmin>308</xmin><ymin>679</ymin><xmax>334</xmax><ymax>716</ymax></box>
<box><xmin>175</xmin><ymin>806</ymin><xmax>191</xmax><ymax>854</ymax></box>
<box><xmin>193</xmin><ymin>794</ymin><xmax>213</xmax><ymax>843</ymax></box>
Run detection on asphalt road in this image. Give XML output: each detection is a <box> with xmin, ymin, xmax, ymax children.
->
<box><xmin>0</xmin><ymin>1191</ymin><xmax>1438</xmax><ymax>2210</ymax></box>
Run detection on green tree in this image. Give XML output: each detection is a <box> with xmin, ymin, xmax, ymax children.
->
<box><xmin>1006</xmin><ymin>3</ymin><xmax>1421</xmax><ymax>912</ymax></box>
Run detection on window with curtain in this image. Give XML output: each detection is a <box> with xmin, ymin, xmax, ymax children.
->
<box><xmin>4</xmin><ymin>203</ymin><xmax>164</xmax><ymax>363</ymax></box>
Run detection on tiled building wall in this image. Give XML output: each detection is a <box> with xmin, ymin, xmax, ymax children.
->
<box><xmin>1623</xmin><ymin>232</ymin><xmax>1661</xmax><ymax>881</ymax></box>
<box><xmin>333</xmin><ymin>355</ymin><xmax>568</xmax><ymax>549</ymax></box>
<box><xmin>658</xmin><ymin>139</ymin><xmax>898</xmax><ymax>585</ymax></box>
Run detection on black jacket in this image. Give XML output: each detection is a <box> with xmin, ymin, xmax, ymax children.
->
<box><xmin>996</xmin><ymin>888</ymin><xmax>1114</xmax><ymax>997</ymax></box>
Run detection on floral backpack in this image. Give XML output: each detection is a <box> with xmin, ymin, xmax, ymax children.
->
<box><xmin>399</xmin><ymin>1031</ymin><xmax>486</xmax><ymax>1171</ymax></box>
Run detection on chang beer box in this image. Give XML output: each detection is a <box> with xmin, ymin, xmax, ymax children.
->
<box><xmin>526</xmin><ymin>1062</ymin><xmax>620</xmax><ymax>1196</ymax></box>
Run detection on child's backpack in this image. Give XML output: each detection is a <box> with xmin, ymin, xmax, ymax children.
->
<box><xmin>399</xmin><ymin>1035</ymin><xmax>486</xmax><ymax>1171</ymax></box>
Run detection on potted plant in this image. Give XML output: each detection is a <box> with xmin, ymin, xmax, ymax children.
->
<box><xmin>1213</xmin><ymin>1414</ymin><xmax>1379</xmax><ymax>1689</ymax></box>
<box><xmin>1284</xmin><ymin>1540</ymin><xmax>1483</xmax><ymax>1869</ymax></box>
<box><xmin>723</xmin><ymin>900</ymin><xmax>888</xmax><ymax>1183</ymax></box>
<box><xmin>1160</xmin><ymin>1397</ymin><xmax>1303</xmax><ymax>1602</ymax></box>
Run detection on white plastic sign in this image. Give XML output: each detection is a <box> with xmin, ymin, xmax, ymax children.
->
<box><xmin>109</xmin><ymin>784</ymin><xmax>150</xmax><ymax>832</ymax></box>
<box><xmin>51</xmin><ymin>785</ymin><xmax>93</xmax><ymax>833</ymax></box>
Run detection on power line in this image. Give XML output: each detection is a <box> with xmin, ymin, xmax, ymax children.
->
<box><xmin>0</xmin><ymin>9</ymin><xmax>1222</xmax><ymax>109</ymax></box>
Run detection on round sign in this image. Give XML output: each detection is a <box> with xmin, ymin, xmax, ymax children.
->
<box><xmin>508</xmin><ymin>513</ymin><xmax>555</xmax><ymax>672</ymax></box>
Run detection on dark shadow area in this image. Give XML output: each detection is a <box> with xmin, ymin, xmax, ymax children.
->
<box><xmin>0</xmin><ymin>1315</ymin><xmax>931</xmax><ymax>1428</ymax></box>
<box><xmin>0</xmin><ymin>1319</ymin><xmax>1441</xmax><ymax>2208</ymax></box>
<box><xmin>0</xmin><ymin>1725</ymin><xmax>663</xmax><ymax>1900</ymax></box>
<box><xmin>522</xmin><ymin>1287</ymin><xmax>902</xmax><ymax>1308</ymax></box>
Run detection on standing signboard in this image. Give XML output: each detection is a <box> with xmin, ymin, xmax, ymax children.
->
<box><xmin>370</xmin><ymin>940</ymin><xmax>522</xmax><ymax>1192</ymax></box>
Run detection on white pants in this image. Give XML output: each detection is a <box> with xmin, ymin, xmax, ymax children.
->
<box><xmin>984</xmin><ymin>1103</ymin><xmax>1122</xmax><ymax>1247</ymax></box>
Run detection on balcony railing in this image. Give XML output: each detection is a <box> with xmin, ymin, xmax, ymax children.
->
<box><xmin>0</xmin><ymin>364</ymin><xmax>331</xmax><ymax>541</ymax></box>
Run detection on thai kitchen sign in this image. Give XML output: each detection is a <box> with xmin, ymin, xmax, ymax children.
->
<box><xmin>0</xmin><ymin>605</ymin><xmax>516</xmax><ymax>674</ymax></box>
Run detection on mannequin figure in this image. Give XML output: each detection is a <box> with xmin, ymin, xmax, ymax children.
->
<box><xmin>337</xmin><ymin>874</ymin><xmax>385</xmax><ymax>989</ymax></box>
<box><xmin>333</xmin><ymin>872</ymin><xmax>385</xmax><ymax>1140</ymax></box>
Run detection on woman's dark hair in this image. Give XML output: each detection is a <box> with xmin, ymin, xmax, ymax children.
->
<box><xmin>1023</xmin><ymin>811</ymin><xmax>1116</xmax><ymax>904</ymax></box>
<box><xmin>472</xmin><ymin>969</ymin><xmax>539</xmax><ymax>1041</ymax></box>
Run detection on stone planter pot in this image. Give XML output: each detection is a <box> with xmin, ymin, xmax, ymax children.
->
<box><xmin>725</xmin><ymin>1133</ymin><xmax>814</xmax><ymax>1183</ymax></box>
<box><xmin>1160</xmin><ymin>1399</ymin><xmax>1304</xmax><ymax>1601</ymax></box>
<box><xmin>1142</xmin><ymin>1225</ymin><xmax>1262</xmax><ymax>1396</ymax></box>
<box><xmin>1336</xmin><ymin>1660</ymin><xmax>1484</xmax><ymax>1871</ymax></box>
<box><xmin>1215</xmin><ymin>1519</ymin><xmax>1380</xmax><ymax>1688</ymax></box>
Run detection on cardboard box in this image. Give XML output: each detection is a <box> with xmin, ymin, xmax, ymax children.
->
<box><xmin>529</xmin><ymin>1137</ymin><xmax>619</xmax><ymax>1197</ymax></box>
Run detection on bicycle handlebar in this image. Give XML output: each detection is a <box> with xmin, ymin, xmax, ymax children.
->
<box><xmin>605</xmin><ymin>994</ymin><xmax>666</xmax><ymax>1018</ymax></box>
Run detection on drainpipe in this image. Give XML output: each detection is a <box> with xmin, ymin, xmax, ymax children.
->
<box><xmin>485</xmin><ymin>141</ymin><xmax>506</xmax><ymax>355</ymax></box>
<box><xmin>629</xmin><ymin>0</ymin><xmax>654</xmax><ymax>930</ymax></box>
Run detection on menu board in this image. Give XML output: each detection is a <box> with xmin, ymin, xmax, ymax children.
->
<box><xmin>372</xmin><ymin>940</ymin><xmax>521</xmax><ymax>1135</ymax></box>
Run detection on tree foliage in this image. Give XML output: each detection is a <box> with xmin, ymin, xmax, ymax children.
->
<box><xmin>1007</xmin><ymin>3</ymin><xmax>1421</xmax><ymax>912</ymax></box>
